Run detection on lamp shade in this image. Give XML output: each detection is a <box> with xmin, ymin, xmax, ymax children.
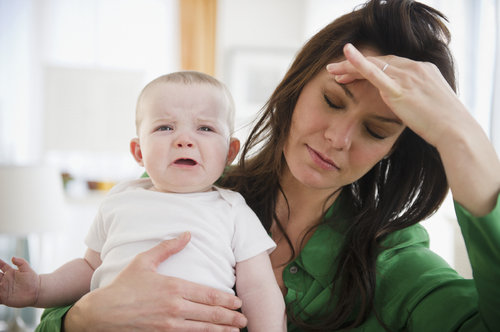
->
<box><xmin>0</xmin><ymin>165</ymin><xmax>65</xmax><ymax>235</ymax></box>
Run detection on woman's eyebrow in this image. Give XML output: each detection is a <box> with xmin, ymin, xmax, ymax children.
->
<box><xmin>329</xmin><ymin>78</ymin><xmax>358</xmax><ymax>103</ymax></box>
<box><xmin>371</xmin><ymin>115</ymin><xmax>403</xmax><ymax>125</ymax></box>
<box><xmin>334</xmin><ymin>81</ymin><xmax>357</xmax><ymax>102</ymax></box>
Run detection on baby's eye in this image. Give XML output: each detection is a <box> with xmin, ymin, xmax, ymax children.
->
<box><xmin>199</xmin><ymin>126</ymin><xmax>214</xmax><ymax>132</ymax></box>
<box><xmin>156</xmin><ymin>125</ymin><xmax>173</xmax><ymax>132</ymax></box>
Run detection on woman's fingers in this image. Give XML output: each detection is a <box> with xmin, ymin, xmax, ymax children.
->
<box><xmin>74</xmin><ymin>273</ymin><xmax>247</xmax><ymax>331</ymax></box>
<box><xmin>106</xmin><ymin>236</ymin><xmax>247</xmax><ymax>330</ymax></box>
<box><xmin>340</xmin><ymin>43</ymin><xmax>401</xmax><ymax>96</ymax></box>
<box><xmin>131</xmin><ymin>234</ymin><xmax>243</xmax><ymax>312</ymax></box>
<box><xmin>183</xmin><ymin>281</ymin><xmax>243</xmax><ymax>309</ymax></box>
<box><xmin>176</xmin><ymin>320</ymin><xmax>243</xmax><ymax>332</ymax></box>
<box><xmin>326</xmin><ymin>45</ymin><xmax>390</xmax><ymax>82</ymax></box>
<box><xmin>157</xmin><ymin>278</ymin><xmax>246</xmax><ymax>327</ymax></box>
<box><xmin>180</xmin><ymin>296</ymin><xmax>247</xmax><ymax>328</ymax></box>
<box><xmin>134</xmin><ymin>232</ymin><xmax>191</xmax><ymax>270</ymax></box>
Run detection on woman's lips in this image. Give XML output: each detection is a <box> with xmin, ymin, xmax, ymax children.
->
<box><xmin>306</xmin><ymin>145</ymin><xmax>339</xmax><ymax>170</ymax></box>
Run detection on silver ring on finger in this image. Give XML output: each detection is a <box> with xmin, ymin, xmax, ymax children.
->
<box><xmin>381</xmin><ymin>63</ymin><xmax>389</xmax><ymax>72</ymax></box>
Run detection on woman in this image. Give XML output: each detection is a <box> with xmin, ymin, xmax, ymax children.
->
<box><xmin>36</xmin><ymin>0</ymin><xmax>499</xmax><ymax>331</ymax></box>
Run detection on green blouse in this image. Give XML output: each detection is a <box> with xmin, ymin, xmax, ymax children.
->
<box><xmin>283</xmin><ymin>194</ymin><xmax>500</xmax><ymax>331</ymax></box>
<box><xmin>35</xmin><ymin>194</ymin><xmax>500</xmax><ymax>332</ymax></box>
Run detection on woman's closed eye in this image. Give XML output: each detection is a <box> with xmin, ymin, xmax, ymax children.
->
<box><xmin>365</xmin><ymin>125</ymin><xmax>387</xmax><ymax>140</ymax></box>
<box><xmin>323</xmin><ymin>92</ymin><xmax>400</xmax><ymax>140</ymax></box>
<box><xmin>323</xmin><ymin>94</ymin><xmax>343</xmax><ymax>109</ymax></box>
<box><xmin>365</xmin><ymin>121</ymin><xmax>404</xmax><ymax>140</ymax></box>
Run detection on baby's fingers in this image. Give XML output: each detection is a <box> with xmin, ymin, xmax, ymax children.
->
<box><xmin>0</xmin><ymin>258</ymin><xmax>13</xmax><ymax>273</ymax></box>
<box><xmin>11</xmin><ymin>257</ymin><xmax>32</xmax><ymax>273</ymax></box>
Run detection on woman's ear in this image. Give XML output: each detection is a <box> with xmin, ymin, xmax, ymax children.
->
<box><xmin>226</xmin><ymin>138</ymin><xmax>240</xmax><ymax>166</ymax></box>
<box><xmin>130</xmin><ymin>138</ymin><xmax>144</xmax><ymax>166</ymax></box>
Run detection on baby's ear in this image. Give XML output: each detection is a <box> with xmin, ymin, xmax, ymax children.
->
<box><xmin>130</xmin><ymin>138</ymin><xmax>144</xmax><ymax>166</ymax></box>
<box><xmin>226</xmin><ymin>137</ymin><xmax>240</xmax><ymax>165</ymax></box>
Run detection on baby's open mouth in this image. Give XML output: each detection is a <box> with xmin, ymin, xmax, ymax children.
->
<box><xmin>174</xmin><ymin>158</ymin><xmax>197</xmax><ymax>166</ymax></box>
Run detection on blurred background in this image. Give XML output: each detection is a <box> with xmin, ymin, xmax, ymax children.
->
<box><xmin>0</xmin><ymin>0</ymin><xmax>499</xmax><ymax>330</ymax></box>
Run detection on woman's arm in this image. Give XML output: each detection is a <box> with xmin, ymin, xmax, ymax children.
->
<box><xmin>60</xmin><ymin>232</ymin><xmax>247</xmax><ymax>332</ymax></box>
<box><xmin>236</xmin><ymin>252</ymin><xmax>286</xmax><ymax>332</ymax></box>
<box><xmin>327</xmin><ymin>43</ymin><xmax>500</xmax><ymax>216</ymax></box>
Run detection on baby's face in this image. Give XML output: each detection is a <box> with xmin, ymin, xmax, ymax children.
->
<box><xmin>134</xmin><ymin>82</ymin><xmax>234</xmax><ymax>193</ymax></box>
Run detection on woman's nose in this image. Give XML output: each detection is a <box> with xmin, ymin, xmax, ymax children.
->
<box><xmin>324</xmin><ymin>119</ymin><xmax>354</xmax><ymax>150</ymax></box>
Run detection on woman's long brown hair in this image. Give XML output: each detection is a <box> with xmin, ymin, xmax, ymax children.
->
<box><xmin>220</xmin><ymin>0</ymin><xmax>455</xmax><ymax>330</ymax></box>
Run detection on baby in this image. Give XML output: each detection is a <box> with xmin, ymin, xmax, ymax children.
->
<box><xmin>0</xmin><ymin>71</ymin><xmax>286</xmax><ymax>331</ymax></box>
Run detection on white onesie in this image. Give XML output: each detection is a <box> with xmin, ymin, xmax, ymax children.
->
<box><xmin>85</xmin><ymin>178</ymin><xmax>276</xmax><ymax>293</ymax></box>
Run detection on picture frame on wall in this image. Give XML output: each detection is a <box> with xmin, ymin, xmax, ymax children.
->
<box><xmin>224</xmin><ymin>47</ymin><xmax>297</xmax><ymax>141</ymax></box>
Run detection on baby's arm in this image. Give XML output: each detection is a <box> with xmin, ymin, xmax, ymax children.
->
<box><xmin>0</xmin><ymin>248</ymin><xmax>100</xmax><ymax>308</ymax></box>
<box><xmin>236</xmin><ymin>252</ymin><xmax>286</xmax><ymax>332</ymax></box>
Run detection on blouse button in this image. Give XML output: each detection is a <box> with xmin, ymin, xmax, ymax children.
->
<box><xmin>289</xmin><ymin>265</ymin><xmax>298</xmax><ymax>274</ymax></box>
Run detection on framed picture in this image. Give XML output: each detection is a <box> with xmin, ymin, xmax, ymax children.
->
<box><xmin>224</xmin><ymin>47</ymin><xmax>297</xmax><ymax>140</ymax></box>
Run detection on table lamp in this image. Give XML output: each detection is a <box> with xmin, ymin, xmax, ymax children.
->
<box><xmin>0</xmin><ymin>165</ymin><xmax>66</xmax><ymax>332</ymax></box>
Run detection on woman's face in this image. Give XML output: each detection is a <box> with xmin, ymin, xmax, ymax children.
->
<box><xmin>283</xmin><ymin>63</ymin><xmax>405</xmax><ymax>193</ymax></box>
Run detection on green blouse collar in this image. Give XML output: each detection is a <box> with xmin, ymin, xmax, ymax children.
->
<box><xmin>291</xmin><ymin>193</ymin><xmax>348</xmax><ymax>287</ymax></box>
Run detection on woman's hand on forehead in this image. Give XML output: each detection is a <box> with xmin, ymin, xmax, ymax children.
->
<box><xmin>326</xmin><ymin>43</ymin><xmax>465</xmax><ymax>147</ymax></box>
<box><xmin>327</xmin><ymin>44</ymin><xmax>500</xmax><ymax>216</ymax></box>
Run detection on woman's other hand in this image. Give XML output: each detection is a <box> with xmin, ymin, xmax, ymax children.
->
<box><xmin>64</xmin><ymin>232</ymin><xmax>247</xmax><ymax>332</ymax></box>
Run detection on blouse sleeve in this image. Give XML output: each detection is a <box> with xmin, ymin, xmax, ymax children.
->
<box><xmin>34</xmin><ymin>306</ymin><xmax>72</xmax><ymax>332</ymax></box>
<box><xmin>406</xmin><ymin>194</ymin><xmax>500</xmax><ymax>331</ymax></box>
<box><xmin>452</xmin><ymin>193</ymin><xmax>500</xmax><ymax>330</ymax></box>
<box><xmin>374</xmin><ymin>194</ymin><xmax>500</xmax><ymax>332</ymax></box>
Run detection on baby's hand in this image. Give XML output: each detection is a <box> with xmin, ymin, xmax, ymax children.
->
<box><xmin>0</xmin><ymin>257</ymin><xmax>40</xmax><ymax>307</ymax></box>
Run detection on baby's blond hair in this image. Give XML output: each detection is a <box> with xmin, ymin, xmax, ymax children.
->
<box><xmin>135</xmin><ymin>71</ymin><xmax>235</xmax><ymax>135</ymax></box>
